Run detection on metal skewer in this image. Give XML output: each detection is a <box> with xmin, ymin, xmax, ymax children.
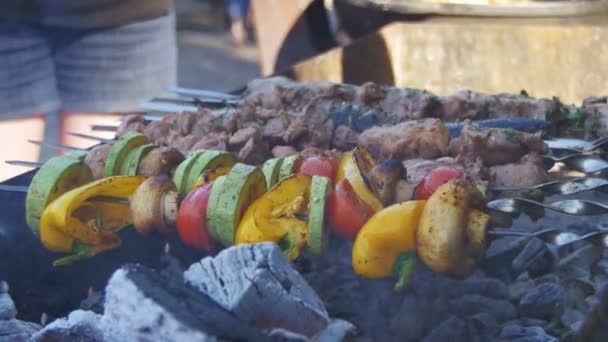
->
<box><xmin>487</xmin><ymin>227</ymin><xmax>608</xmax><ymax>248</ymax></box>
<box><xmin>168</xmin><ymin>86</ymin><xmax>241</xmax><ymax>100</ymax></box>
<box><xmin>28</xmin><ymin>140</ymin><xmax>85</xmax><ymax>151</ymax></box>
<box><xmin>5</xmin><ymin>160</ymin><xmax>43</xmax><ymax>168</ymax></box>
<box><xmin>487</xmin><ymin>197</ymin><xmax>608</xmax><ymax>216</ymax></box>
<box><xmin>543</xmin><ymin>154</ymin><xmax>608</xmax><ymax>173</ymax></box>
<box><xmin>488</xmin><ymin>177</ymin><xmax>608</xmax><ymax>195</ymax></box>
<box><xmin>66</xmin><ymin>132</ymin><xmax>114</xmax><ymax>144</ymax></box>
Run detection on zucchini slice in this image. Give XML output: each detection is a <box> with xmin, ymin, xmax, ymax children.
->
<box><xmin>262</xmin><ymin>157</ymin><xmax>283</xmax><ymax>189</ymax></box>
<box><xmin>103</xmin><ymin>132</ymin><xmax>149</xmax><ymax>177</ymax></box>
<box><xmin>25</xmin><ymin>156</ymin><xmax>94</xmax><ymax>236</ymax></box>
<box><xmin>207</xmin><ymin>163</ymin><xmax>267</xmax><ymax>247</ymax></box>
<box><xmin>184</xmin><ymin>151</ymin><xmax>236</xmax><ymax>194</ymax></box>
<box><xmin>307</xmin><ymin>176</ymin><xmax>331</xmax><ymax>255</ymax></box>
<box><xmin>173</xmin><ymin>150</ymin><xmax>206</xmax><ymax>196</ymax></box>
<box><xmin>278</xmin><ymin>155</ymin><xmax>301</xmax><ymax>181</ymax></box>
<box><xmin>121</xmin><ymin>144</ymin><xmax>156</xmax><ymax>176</ymax></box>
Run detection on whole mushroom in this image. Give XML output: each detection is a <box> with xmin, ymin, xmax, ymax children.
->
<box><xmin>416</xmin><ymin>179</ymin><xmax>490</xmax><ymax>278</ymax></box>
<box><xmin>130</xmin><ymin>175</ymin><xmax>179</xmax><ymax>235</ymax></box>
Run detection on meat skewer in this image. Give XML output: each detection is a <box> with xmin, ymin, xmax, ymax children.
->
<box><xmin>3</xmin><ymin>180</ymin><xmax>606</xmax><ymax>247</ymax></box>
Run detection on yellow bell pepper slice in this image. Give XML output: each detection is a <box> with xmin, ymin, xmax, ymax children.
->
<box><xmin>39</xmin><ymin>176</ymin><xmax>146</xmax><ymax>265</ymax></box>
<box><xmin>191</xmin><ymin>165</ymin><xmax>233</xmax><ymax>189</ymax></box>
<box><xmin>336</xmin><ymin>147</ymin><xmax>383</xmax><ymax>213</ymax></box>
<box><xmin>352</xmin><ymin>200</ymin><xmax>426</xmax><ymax>279</ymax></box>
<box><xmin>235</xmin><ymin>174</ymin><xmax>311</xmax><ymax>260</ymax></box>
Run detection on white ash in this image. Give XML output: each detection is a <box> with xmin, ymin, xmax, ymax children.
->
<box><xmin>0</xmin><ymin>281</ymin><xmax>16</xmax><ymax>320</ymax></box>
<box><xmin>31</xmin><ymin>310</ymin><xmax>103</xmax><ymax>342</ymax></box>
<box><xmin>184</xmin><ymin>243</ymin><xmax>330</xmax><ymax>337</ymax></box>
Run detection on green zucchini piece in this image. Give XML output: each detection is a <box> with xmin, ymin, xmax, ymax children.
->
<box><xmin>207</xmin><ymin>163</ymin><xmax>267</xmax><ymax>247</ymax></box>
<box><xmin>278</xmin><ymin>155</ymin><xmax>301</xmax><ymax>181</ymax></box>
<box><xmin>102</xmin><ymin>132</ymin><xmax>148</xmax><ymax>177</ymax></box>
<box><xmin>121</xmin><ymin>144</ymin><xmax>156</xmax><ymax>176</ymax></box>
<box><xmin>307</xmin><ymin>176</ymin><xmax>331</xmax><ymax>255</ymax></box>
<box><xmin>173</xmin><ymin>150</ymin><xmax>206</xmax><ymax>196</ymax></box>
<box><xmin>25</xmin><ymin>156</ymin><xmax>94</xmax><ymax>236</ymax></box>
<box><xmin>262</xmin><ymin>157</ymin><xmax>283</xmax><ymax>189</ymax></box>
<box><xmin>184</xmin><ymin>151</ymin><xmax>236</xmax><ymax>194</ymax></box>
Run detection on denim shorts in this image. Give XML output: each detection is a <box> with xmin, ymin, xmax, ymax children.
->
<box><xmin>0</xmin><ymin>14</ymin><xmax>177</xmax><ymax>119</ymax></box>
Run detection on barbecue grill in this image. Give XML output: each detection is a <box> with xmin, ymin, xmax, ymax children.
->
<box><xmin>4</xmin><ymin>8</ymin><xmax>608</xmax><ymax>339</ymax></box>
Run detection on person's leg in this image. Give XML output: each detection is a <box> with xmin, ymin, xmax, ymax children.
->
<box><xmin>228</xmin><ymin>0</ymin><xmax>250</xmax><ymax>45</ymax></box>
<box><xmin>0</xmin><ymin>25</ymin><xmax>60</xmax><ymax>180</ymax></box>
<box><xmin>50</xmin><ymin>13</ymin><xmax>178</xmax><ymax>148</ymax></box>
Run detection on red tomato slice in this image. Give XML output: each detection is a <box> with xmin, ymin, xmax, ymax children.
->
<box><xmin>296</xmin><ymin>156</ymin><xmax>339</xmax><ymax>182</ymax></box>
<box><xmin>326</xmin><ymin>179</ymin><xmax>374</xmax><ymax>241</ymax></box>
<box><xmin>176</xmin><ymin>182</ymin><xmax>215</xmax><ymax>250</ymax></box>
<box><xmin>415</xmin><ymin>167</ymin><xmax>464</xmax><ymax>200</ymax></box>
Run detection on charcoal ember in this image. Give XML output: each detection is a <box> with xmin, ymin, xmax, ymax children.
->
<box><xmin>562</xmin><ymin>279</ymin><xmax>595</xmax><ymax>311</ymax></box>
<box><xmin>511</xmin><ymin>238</ymin><xmax>556</xmax><ymax>278</ymax></box>
<box><xmin>31</xmin><ymin>310</ymin><xmax>103</xmax><ymax>342</ymax></box>
<box><xmin>0</xmin><ymin>281</ymin><xmax>16</xmax><ymax>320</ymax></box>
<box><xmin>557</xmin><ymin>244</ymin><xmax>602</xmax><ymax>281</ymax></box>
<box><xmin>422</xmin><ymin>316</ymin><xmax>479</xmax><ymax>342</ymax></box>
<box><xmin>509</xmin><ymin>278</ymin><xmax>536</xmax><ymax>302</ymax></box>
<box><xmin>471</xmin><ymin>312</ymin><xmax>500</xmax><ymax>337</ymax></box>
<box><xmin>448</xmin><ymin>294</ymin><xmax>517</xmax><ymax>322</ymax></box>
<box><xmin>497</xmin><ymin>325</ymin><xmax>558</xmax><ymax>342</ymax></box>
<box><xmin>483</xmin><ymin>237</ymin><xmax>528</xmax><ymax>274</ymax></box>
<box><xmin>268</xmin><ymin>328</ymin><xmax>308</xmax><ymax>342</ymax></box>
<box><xmin>444</xmin><ymin>277</ymin><xmax>509</xmax><ymax>299</ymax></box>
<box><xmin>560</xmin><ymin>308</ymin><xmax>585</xmax><ymax>333</ymax></box>
<box><xmin>519</xmin><ymin>283</ymin><xmax>564</xmax><ymax>321</ymax></box>
<box><xmin>503</xmin><ymin>318</ymin><xmax>549</xmax><ymax>328</ymax></box>
<box><xmin>389</xmin><ymin>294</ymin><xmax>446</xmax><ymax>341</ymax></box>
<box><xmin>184</xmin><ymin>243</ymin><xmax>330</xmax><ymax>337</ymax></box>
<box><xmin>0</xmin><ymin>319</ymin><xmax>41</xmax><ymax>342</ymax></box>
<box><xmin>101</xmin><ymin>264</ymin><xmax>264</xmax><ymax>342</ymax></box>
<box><xmin>314</xmin><ymin>319</ymin><xmax>357</xmax><ymax>342</ymax></box>
<box><xmin>78</xmin><ymin>290</ymin><xmax>104</xmax><ymax>314</ymax></box>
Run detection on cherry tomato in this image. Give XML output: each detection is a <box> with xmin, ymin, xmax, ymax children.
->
<box><xmin>296</xmin><ymin>156</ymin><xmax>339</xmax><ymax>182</ymax></box>
<box><xmin>176</xmin><ymin>182</ymin><xmax>215</xmax><ymax>250</ymax></box>
<box><xmin>326</xmin><ymin>179</ymin><xmax>374</xmax><ymax>241</ymax></box>
<box><xmin>414</xmin><ymin>167</ymin><xmax>464</xmax><ymax>200</ymax></box>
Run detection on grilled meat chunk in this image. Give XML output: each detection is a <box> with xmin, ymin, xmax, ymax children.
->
<box><xmin>358</xmin><ymin>118</ymin><xmax>449</xmax><ymax>160</ymax></box>
<box><xmin>115</xmin><ymin>114</ymin><xmax>146</xmax><ymax>138</ymax></box>
<box><xmin>452</xmin><ymin>120</ymin><xmax>546</xmax><ymax>166</ymax></box>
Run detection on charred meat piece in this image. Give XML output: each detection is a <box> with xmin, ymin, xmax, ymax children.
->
<box><xmin>358</xmin><ymin>118</ymin><xmax>449</xmax><ymax>160</ymax></box>
<box><xmin>263</xmin><ymin>116</ymin><xmax>289</xmax><ymax>145</ymax></box>
<box><xmin>175</xmin><ymin>111</ymin><xmax>198</xmax><ymax>136</ymax></box>
<box><xmin>488</xmin><ymin>94</ymin><xmax>559</xmax><ymax>120</ymax></box>
<box><xmin>84</xmin><ymin>144</ymin><xmax>112</xmax><ymax>179</ymax></box>
<box><xmin>452</xmin><ymin>120</ymin><xmax>547</xmax><ymax>166</ymax></box>
<box><xmin>144</xmin><ymin>120</ymin><xmax>172</xmax><ymax>146</ymax></box>
<box><xmin>380</xmin><ymin>88</ymin><xmax>441</xmax><ymax>120</ymax></box>
<box><xmin>137</xmin><ymin>147</ymin><xmax>185</xmax><ymax>177</ymax></box>
<box><xmin>354</xmin><ymin>82</ymin><xmax>386</xmax><ymax>106</ymax></box>
<box><xmin>272</xmin><ymin>145</ymin><xmax>298</xmax><ymax>158</ymax></box>
<box><xmin>489</xmin><ymin>153</ymin><xmax>549</xmax><ymax>197</ymax></box>
<box><xmin>403</xmin><ymin>157</ymin><xmax>466</xmax><ymax>185</ymax></box>
<box><xmin>368</xmin><ymin>159</ymin><xmax>406</xmax><ymax>206</ymax></box>
<box><xmin>440</xmin><ymin>90</ymin><xmax>493</xmax><ymax>121</ymax></box>
<box><xmin>191</xmin><ymin>131</ymin><xmax>228</xmax><ymax>151</ymax></box>
<box><xmin>333</xmin><ymin>125</ymin><xmax>358</xmax><ymax>150</ymax></box>
<box><xmin>115</xmin><ymin>114</ymin><xmax>146</xmax><ymax>138</ymax></box>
